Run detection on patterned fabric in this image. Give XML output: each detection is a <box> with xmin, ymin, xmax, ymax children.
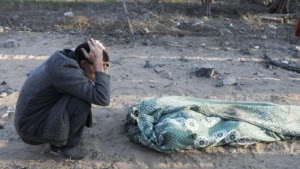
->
<box><xmin>125</xmin><ymin>96</ymin><xmax>300</xmax><ymax>153</ymax></box>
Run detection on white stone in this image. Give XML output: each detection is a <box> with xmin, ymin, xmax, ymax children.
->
<box><xmin>224</xmin><ymin>41</ymin><xmax>231</xmax><ymax>46</ymax></box>
<box><xmin>162</xmin><ymin>71</ymin><xmax>173</xmax><ymax>79</ymax></box>
<box><xmin>261</xmin><ymin>35</ymin><xmax>268</xmax><ymax>40</ymax></box>
<box><xmin>64</xmin><ymin>12</ymin><xmax>74</xmax><ymax>17</ymax></box>
<box><xmin>223</xmin><ymin>76</ymin><xmax>237</xmax><ymax>86</ymax></box>
<box><xmin>0</xmin><ymin>92</ymin><xmax>7</xmax><ymax>98</ymax></box>
<box><xmin>268</xmin><ymin>24</ymin><xmax>277</xmax><ymax>30</ymax></box>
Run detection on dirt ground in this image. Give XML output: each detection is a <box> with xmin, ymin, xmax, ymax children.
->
<box><xmin>1</xmin><ymin>1</ymin><xmax>300</xmax><ymax>169</ymax></box>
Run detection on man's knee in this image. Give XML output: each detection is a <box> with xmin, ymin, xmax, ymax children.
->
<box><xmin>66</xmin><ymin>97</ymin><xmax>91</xmax><ymax>117</ymax></box>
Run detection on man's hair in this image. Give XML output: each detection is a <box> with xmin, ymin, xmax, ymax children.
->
<box><xmin>74</xmin><ymin>42</ymin><xmax>109</xmax><ymax>62</ymax></box>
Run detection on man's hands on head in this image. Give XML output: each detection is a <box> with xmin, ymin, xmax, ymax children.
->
<box><xmin>81</xmin><ymin>39</ymin><xmax>106</xmax><ymax>72</ymax></box>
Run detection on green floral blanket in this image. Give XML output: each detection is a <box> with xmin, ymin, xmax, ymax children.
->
<box><xmin>124</xmin><ymin>96</ymin><xmax>300</xmax><ymax>153</ymax></box>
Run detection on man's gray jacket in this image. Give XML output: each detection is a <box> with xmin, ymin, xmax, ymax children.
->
<box><xmin>14</xmin><ymin>50</ymin><xmax>110</xmax><ymax>145</ymax></box>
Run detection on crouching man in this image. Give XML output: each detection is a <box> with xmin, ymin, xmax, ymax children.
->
<box><xmin>14</xmin><ymin>39</ymin><xmax>110</xmax><ymax>159</ymax></box>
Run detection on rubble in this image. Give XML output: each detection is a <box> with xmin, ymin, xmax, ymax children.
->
<box><xmin>268</xmin><ymin>24</ymin><xmax>277</xmax><ymax>30</ymax></box>
<box><xmin>144</xmin><ymin>60</ymin><xmax>154</xmax><ymax>68</ymax></box>
<box><xmin>195</xmin><ymin>64</ymin><xmax>215</xmax><ymax>78</ymax></box>
<box><xmin>162</xmin><ymin>71</ymin><xmax>173</xmax><ymax>80</ymax></box>
<box><xmin>0</xmin><ymin>39</ymin><xmax>18</xmax><ymax>48</ymax></box>
<box><xmin>1</xmin><ymin>105</ymin><xmax>16</xmax><ymax>119</ymax></box>
<box><xmin>261</xmin><ymin>35</ymin><xmax>268</xmax><ymax>40</ymax></box>
<box><xmin>281</xmin><ymin>60</ymin><xmax>289</xmax><ymax>64</ymax></box>
<box><xmin>222</xmin><ymin>76</ymin><xmax>238</xmax><ymax>86</ymax></box>
<box><xmin>0</xmin><ymin>92</ymin><xmax>7</xmax><ymax>98</ymax></box>
<box><xmin>154</xmin><ymin>66</ymin><xmax>163</xmax><ymax>73</ymax></box>
<box><xmin>64</xmin><ymin>11</ymin><xmax>74</xmax><ymax>17</ymax></box>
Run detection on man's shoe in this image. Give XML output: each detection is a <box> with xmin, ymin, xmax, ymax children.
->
<box><xmin>49</xmin><ymin>145</ymin><xmax>87</xmax><ymax>159</ymax></box>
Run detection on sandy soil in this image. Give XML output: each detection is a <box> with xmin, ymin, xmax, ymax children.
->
<box><xmin>0</xmin><ymin>31</ymin><xmax>300</xmax><ymax>169</ymax></box>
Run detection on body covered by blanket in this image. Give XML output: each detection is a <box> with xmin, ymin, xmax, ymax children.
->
<box><xmin>125</xmin><ymin>96</ymin><xmax>300</xmax><ymax>153</ymax></box>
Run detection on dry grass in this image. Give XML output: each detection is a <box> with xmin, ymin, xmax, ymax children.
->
<box><xmin>0</xmin><ymin>0</ymin><xmax>298</xmax><ymax>40</ymax></box>
<box><xmin>243</xmin><ymin>14</ymin><xmax>268</xmax><ymax>31</ymax></box>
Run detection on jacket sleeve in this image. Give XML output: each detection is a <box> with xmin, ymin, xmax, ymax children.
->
<box><xmin>52</xmin><ymin>62</ymin><xmax>110</xmax><ymax>106</ymax></box>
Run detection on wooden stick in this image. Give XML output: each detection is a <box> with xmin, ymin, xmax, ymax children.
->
<box><xmin>263</xmin><ymin>54</ymin><xmax>300</xmax><ymax>73</ymax></box>
<box><xmin>122</xmin><ymin>0</ymin><xmax>134</xmax><ymax>35</ymax></box>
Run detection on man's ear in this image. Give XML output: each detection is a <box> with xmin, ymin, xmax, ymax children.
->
<box><xmin>79</xmin><ymin>60</ymin><xmax>87</xmax><ymax>67</ymax></box>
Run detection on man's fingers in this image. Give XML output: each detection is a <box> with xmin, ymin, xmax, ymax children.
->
<box><xmin>87</xmin><ymin>41</ymin><xmax>95</xmax><ymax>51</ymax></box>
<box><xmin>99</xmin><ymin>43</ymin><xmax>105</xmax><ymax>50</ymax></box>
<box><xmin>92</xmin><ymin>40</ymin><xmax>106</xmax><ymax>50</ymax></box>
<box><xmin>81</xmin><ymin>48</ymin><xmax>90</xmax><ymax>59</ymax></box>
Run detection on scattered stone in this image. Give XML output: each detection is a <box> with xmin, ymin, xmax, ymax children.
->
<box><xmin>288</xmin><ymin>72</ymin><xmax>298</xmax><ymax>78</ymax></box>
<box><xmin>56</xmin><ymin>29</ymin><xmax>64</xmax><ymax>33</ymax></box>
<box><xmin>2</xmin><ymin>105</ymin><xmax>16</xmax><ymax>118</ymax></box>
<box><xmin>114</xmin><ymin>29</ymin><xmax>122</xmax><ymax>34</ymax></box>
<box><xmin>188</xmin><ymin>44</ymin><xmax>193</xmax><ymax>47</ymax></box>
<box><xmin>162</xmin><ymin>71</ymin><xmax>173</xmax><ymax>79</ymax></box>
<box><xmin>1</xmin><ymin>81</ymin><xmax>7</xmax><ymax>86</ymax></box>
<box><xmin>174</xmin><ymin>20</ymin><xmax>203</xmax><ymax>27</ymax></box>
<box><xmin>0</xmin><ymin>92</ymin><xmax>7</xmax><ymax>98</ymax></box>
<box><xmin>201</xmin><ymin>43</ymin><xmax>206</xmax><ymax>48</ymax></box>
<box><xmin>195</xmin><ymin>64</ymin><xmax>215</xmax><ymax>78</ymax></box>
<box><xmin>291</xmin><ymin>45</ymin><xmax>300</xmax><ymax>52</ymax></box>
<box><xmin>0</xmin><ymin>122</ymin><xmax>3</xmax><ymax>129</ymax></box>
<box><xmin>223</xmin><ymin>76</ymin><xmax>237</xmax><ymax>86</ymax></box>
<box><xmin>267</xmin><ymin>65</ymin><xmax>273</xmax><ymax>70</ymax></box>
<box><xmin>64</xmin><ymin>11</ymin><xmax>74</xmax><ymax>17</ymax></box>
<box><xmin>215</xmin><ymin>81</ymin><xmax>224</xmax><ymax>87</ymax></box>
<box><xmin>46</xmin><ymin>11</ymin><xmax>57</xmax><ymax>16</ymax></box>
<box><xmin>131</xmin><ymin>12</ymin><xmax>138</xmax><ymax>17</ymax></box>
<box><xmin>144</xmin><ymin>60</ymin><xmax>154</xmax><ymax>68</ymax></box>
<box><xmin>224</xmin><ymin>41</ymin><xmax>231</xmax><ymax>46</ymax></box>
<box><xmin>254</xmin><ymin>46</ymin><xmax>260</xmax><ymax>49</ymax></box>
<box><xmin>254</xmin><ymin>72</ymin><xmax>265</xmax><ymax>77</ymax></box>
<box><xmin>0</xmin><ymin>84</ymin><xmax>9</xmax><ymax>93</ymax></box>
<box><xmin>220</xmin><ymin>28</ymin><xmax>232</xmax><ymax>36</ymax></box>
<box><xmin>70</xmin><ymin>31</ymin><xmax>78</xmax><ymax>35</ymax></box>
<box><xmin>11</xmin><ymin>15</ymin><xmax>19</xmax><ymax>21</ymax></box>
<box><xmin>169</xmin><ymin>42</ymin><xmax>182</xmax><ymax>47</ymax></box>
<box><xmin>291</xmin><ymin>52</ymin><xmax>299</xmax><ymax>58</ymax></box>
<box><xmin>173</xmin><ymin>21</ymin><xmax>181</xmax><ymax>27</ymax></box>
<box><xmin>179</xmin><ymin>56</ymin><xmax>188</xmax><ymax>62</ymax></box>
<box><xmin>229</xmin><ymin>148</ymin><xmax>237</xmax><ymax>153</ymax></box>
<box><xmin>229</xmin><ymin>23</ymin><xmax>234</xmax><ymax>27</ymax></box>
<box><xmin>154</xmin><ymin>66</ymin><xmax>163</xmax><ymax>73</ymax></box>
<box><xmin>289</xmin><ymin>36</ymin><xmax>297</xmax><ymax>44</ymax></box>
<box><xmin>143</xmin><ymin>28</ymin><xmax>150</xmax><ymax>34</ymax></box>
<box><xmin>142</xmin><ymin>40</ymin><xmax>153</xmax><ymax>46</ymax></box>
<box><xmin>279</xmin><ymin>46</ymin><xmax>288</xmax><ymax>52</ymax></box>
<box><xmin>0</xmin><ymin>39</ymin><xmax>18</xmax><ymax>48</ymax></box>
<box><xmin>261</xmin><ymin>35</ymin><xmax>268</xmax><ymax>40</ymax></box>
<box><xmin>22</xmin><ymin>26</ymin><xmax>32</xmax><ymax>32</ymax></box>
<box><xmin>202</xmin><ymin>16</ymin><xmax>209</xmax><ymax>21</ymax></box>
<box><xmin>281</xmin><ymin>60</ymin><xmax>289</xmax><ymax>64</ymax></box>
<box><xmin>150</xmin><ymin>85</ymin><xmax>155</xmax><ymax>88</ymax></box>
<box><xmin>0</xmin><ymin>26</ymin><xmax>4</xmax><ymax>32</ymax></box>
<box><xmin>2</xmin><ymin>112</ymin><xmax>10</xmax><ymax>118</ymax></box>
<box><xmin>240</xmin><ymin>47</ymin><xmax>251</xmax><ymax>55</ymax></box>
<box><xmin>268</xmin><ymin>24</ymin><xmax>277</xmax><ymax>30</ymax></box>
<box><xmin>4</xmin><ymin>27</ymin><xmax>11</xmax><ymax>31</ymax></box>
<box><xmin>142</xmin><ymin>13</ymin><xmax>150</xmax><ymax>19</ymax></box>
